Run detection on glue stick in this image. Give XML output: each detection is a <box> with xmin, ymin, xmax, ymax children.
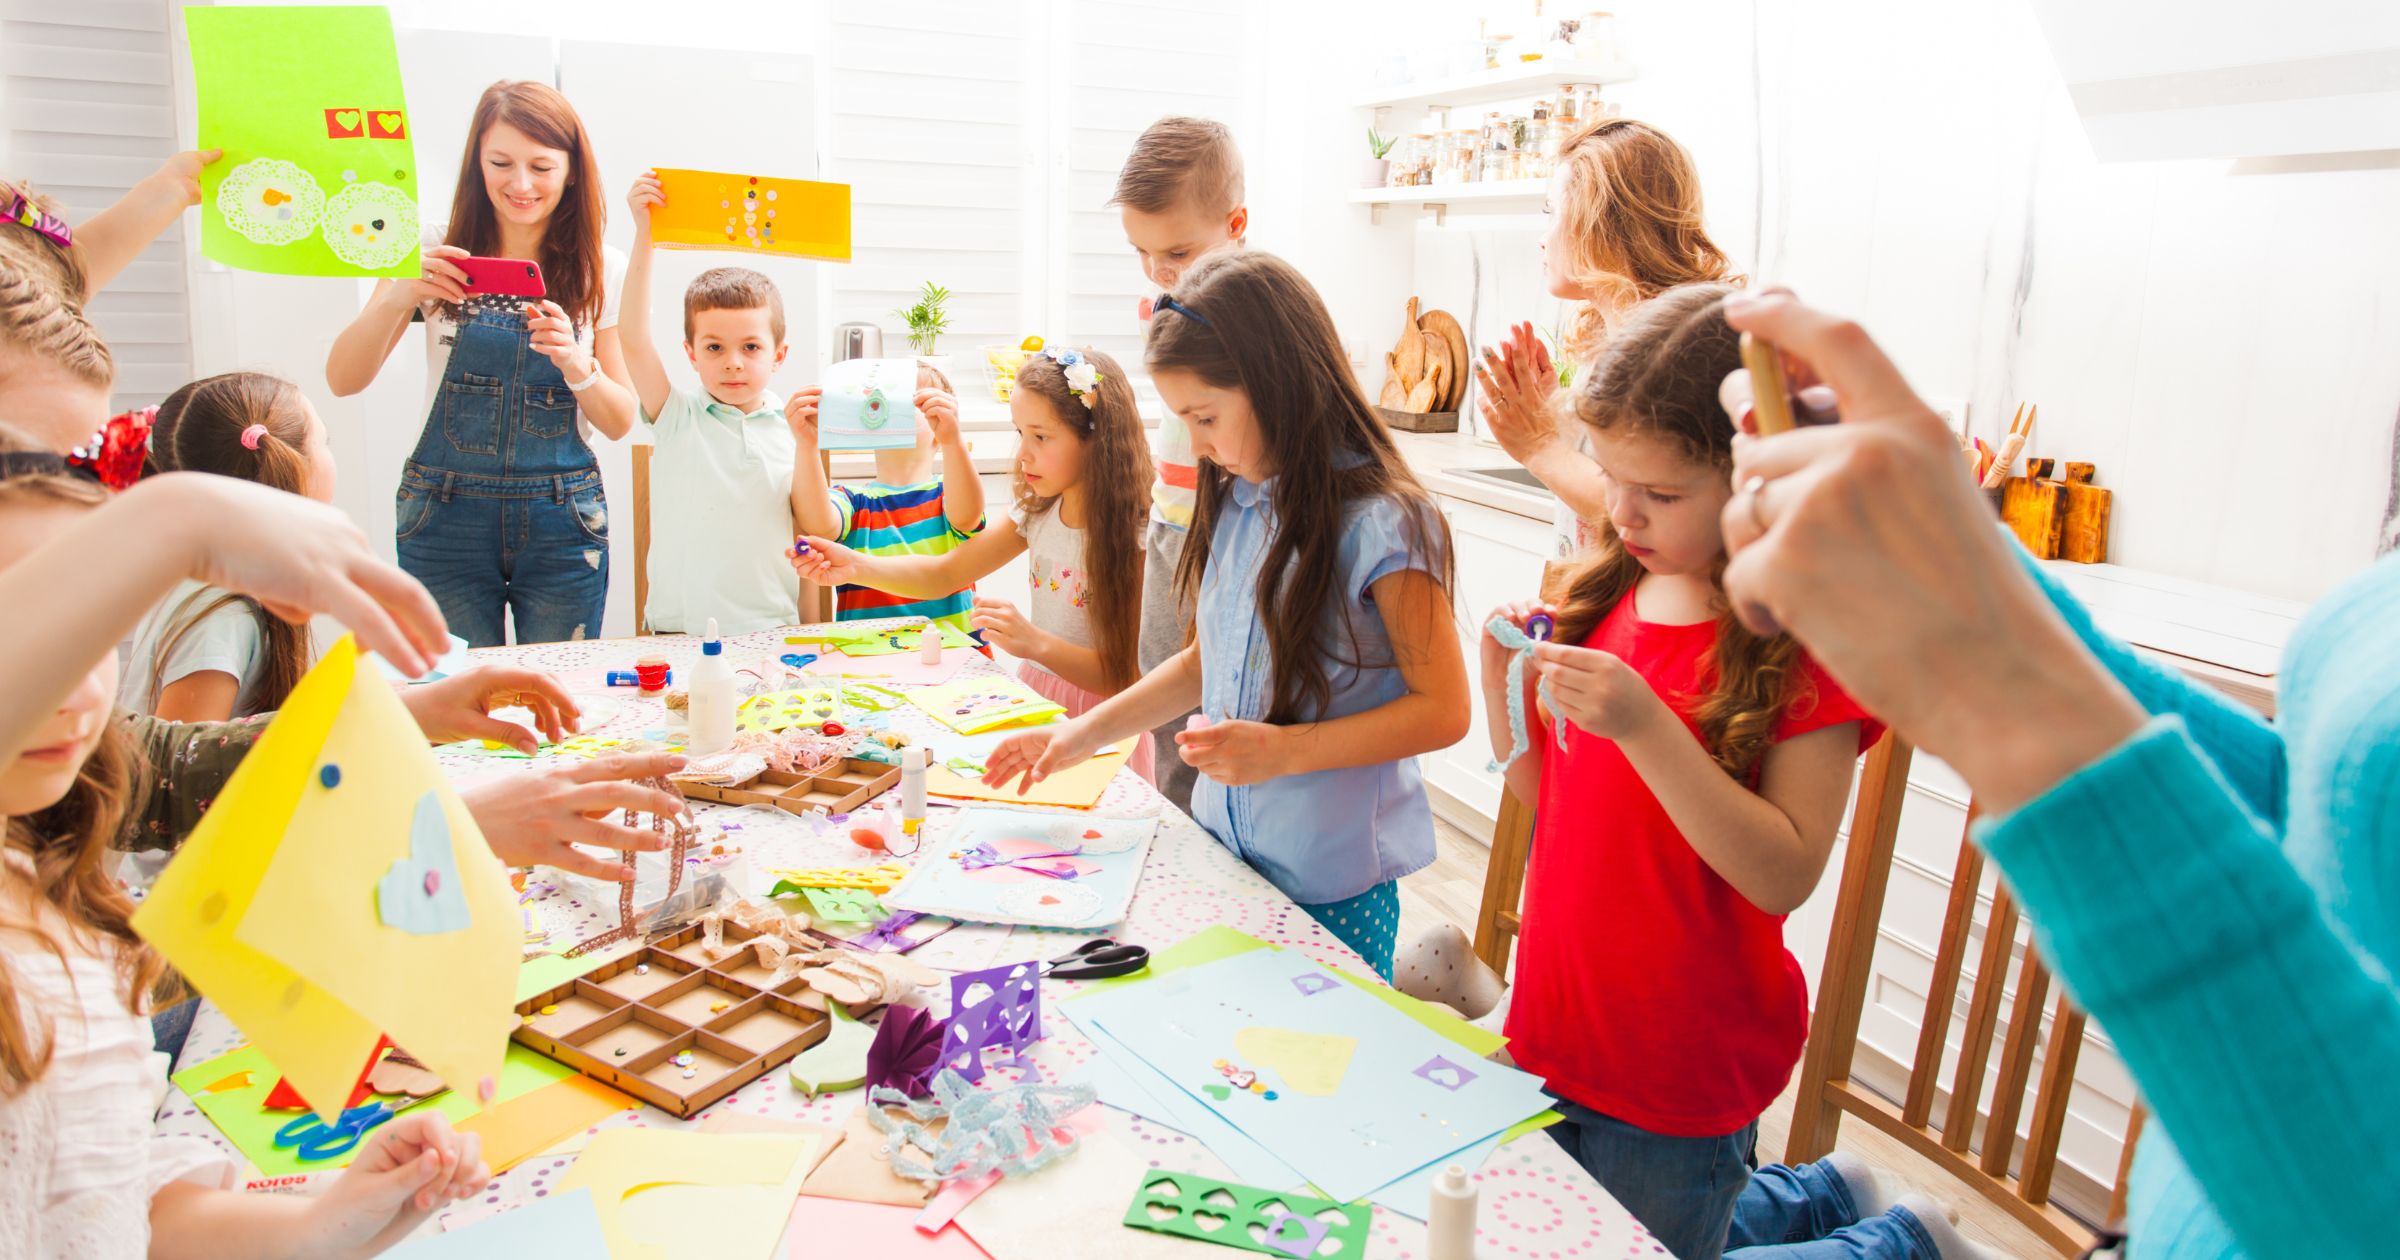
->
<box><xmin>687</xmin><ymin>618</ymin><xmax>736</xmax><ymax>755</ymax></box>
<box><xmin>1427</xmin><ymin>1163</ymin><xmax>1477</xmax><ymax>1260</ymax></box>
<box><xmin>919</xmin><ymin>622</ymin><xmax>943</xmax><ymax>664</ymax></box>
<box><xmin>900</xmin><ymin>746</ymin><xmax>928</xmax><ymax>834</ymax></box>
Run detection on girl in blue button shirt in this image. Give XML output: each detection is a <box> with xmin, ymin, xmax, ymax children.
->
<box><xmin>986</xmin><ymin>250</ymin><xmax>1471</xmax><ymax>977</ymax></box>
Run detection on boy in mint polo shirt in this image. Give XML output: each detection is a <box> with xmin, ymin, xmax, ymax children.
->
<box><xmin>620</xmin><ymin>169</ymin><xmax>810</xmax><ymax>635</ymax></box>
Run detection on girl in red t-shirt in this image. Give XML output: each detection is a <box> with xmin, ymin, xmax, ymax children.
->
<box><xmin>1479</xmin><ymin>283</ymin><xmax>1889</xmax><ymax>1260</ymax></box>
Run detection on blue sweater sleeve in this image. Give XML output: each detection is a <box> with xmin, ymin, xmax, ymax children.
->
<box><xmin>1977</xmin><ymin>717</ymin><xmax>2400</xmax><ymax>1257</ymax></box>
<box><xmin>2018</xmin><ymin>551</ymin><xmax>2285</xmax><ymax>827</ymax></box>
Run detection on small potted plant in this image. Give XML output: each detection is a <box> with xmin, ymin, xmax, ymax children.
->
<box><xmin>1364</xmin><ymin>127</ymin><xmax>1396</xmax><ymax>189</ymax></box>
<box><xmin>893</xmin><ymin>281</ymin><xmax>953</xmax><ymax>375</ymax></box>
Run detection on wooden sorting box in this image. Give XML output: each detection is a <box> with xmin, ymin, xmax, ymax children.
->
<box><xmin>513</xmin><ymin>919</ymin><xmax>831</xmax><ymax>1117</ymax></box>
<box><xmin>676</xmin><ymin>757</ymin><xmax>900</xmax><ymax>817</ymax></box>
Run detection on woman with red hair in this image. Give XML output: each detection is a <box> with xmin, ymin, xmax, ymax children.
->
<box><xmin>327</xmin><ymin>80</ymin><xmax>637</xmax><ymax>646</ymax></box>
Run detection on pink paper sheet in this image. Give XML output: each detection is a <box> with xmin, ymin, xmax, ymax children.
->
<box><xmin>802</xmin><ymin>648</ymin><xmax>971</xmax><ymax>687</ymax></box>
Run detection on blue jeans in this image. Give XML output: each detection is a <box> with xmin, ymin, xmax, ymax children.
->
<box><xmin>397</xmin><ymin>466</ymin><xmax>609</xmax><ymax>646</ymax></box>
<box><xmin>150</xmin><ymin>998</ymin><xmax>196</xmax><ymax>1069</ymax></box>
<box><xmin>397</xmin><ymin>301</ymin><xmax>607</xmax><ymax>646</ymax></box>
<box><xmin>1548</xmin><ymin>1099</ymin><xmax>1758</xmax><ymax>1260</ymax></box>
<box><xmin>1725</xmin><ymin>1160</ymin><xmax>1939</xmax><ymax>1259</ymax></box>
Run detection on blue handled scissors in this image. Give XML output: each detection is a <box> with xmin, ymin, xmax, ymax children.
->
<box><xmin>273</xmin><ymin>1100</ymin><xmax>401</xmax><ymax>1162</ymax></box>
<box><xmin>780</xmin><ymin>652</ymin><xmax>820</xmax><ymax>670</ymax></box>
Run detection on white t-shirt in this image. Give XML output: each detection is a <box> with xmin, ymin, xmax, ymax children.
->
<box><xmin>0</xmin><ymin>851</ymin><xmax>237</xmax><ymax>1258</ymax></box>
<box><xmin>116</xmin><ymin>580</ymin><xmax>270</xmax><ymax>717</ymax></box>
<box><xmin>1013</xmin><ymin>501</ymin><xmax>1093</xmax><ymax>652</ymax></box>
<box><xmin>416</xmin><ymin>224</ymin><xmax>627</xmax><ymax>434</ymax></box>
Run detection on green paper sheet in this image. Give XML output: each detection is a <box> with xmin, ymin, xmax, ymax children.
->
<box><xmin>831</xmin><ymin>623</ymin><xmax>975</xmax><ymax>656</ymax></box>
<box><xmin>172</xmin><ymin>1042</ymin><xmax>576</xmax><ymax>1178</ymax></box>
<box><xmin>515</xmin><ymin>940</ymin><xmax>636</xmax><ymax>1003</ymax></box>
<box><xmin>185</xmin><ymin>6</ymin><xmax>422</xmax><ymax>278</ymax></box>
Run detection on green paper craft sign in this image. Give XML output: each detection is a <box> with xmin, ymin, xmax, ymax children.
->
<box><xmin>185</xmin><ymin>5</ymin><xmax>422</xmax><ymax>279</ymax></box>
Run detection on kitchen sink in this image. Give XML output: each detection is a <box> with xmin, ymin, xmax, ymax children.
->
<box><xmin>1451</xmin><ymin>465</ymin><xmax>1551</xmax><ymax>493</ymax></box>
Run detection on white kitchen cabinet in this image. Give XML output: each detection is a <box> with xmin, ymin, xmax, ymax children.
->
<box><xmin>1421</xmin><ymin>493</ymin><xmax>1556</xmax><ymax>825</ymax></box>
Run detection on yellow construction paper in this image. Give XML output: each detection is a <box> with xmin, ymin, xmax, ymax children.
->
<box><xmin>134</xmin><ymin>638</ymin><xmax>521</xmax><ymax>1120</ymax></box>
<box><xmin>925</xmin><ymin>742</ymin><xmax>1129</xmax><ymax>809</ymax></box>
<box><xmin>651</xmin><ymin>167</ymin><xmax>851</xmax><ymax>262</ymax></box>
<box><xmin>1233</xmin><ymin>1026</ymin><xmax>1357</xmax><ymax>1097</ymax></box>
<box><xmin>556</xmin><ymin>1129</ymin><xmax>818</xmax><ymax>1260</ymax></box>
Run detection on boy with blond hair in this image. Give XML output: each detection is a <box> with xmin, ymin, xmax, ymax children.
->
<box><xmin>1111</xmin><ymin>115</ymin><xmax>1248</xmax><ymax>810</ymax></box>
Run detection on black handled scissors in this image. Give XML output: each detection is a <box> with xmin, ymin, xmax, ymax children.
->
<box><xmin>1043</xmin><ymin>938</ymin><xmax>1151</xmax><ymax>980</ymax></box>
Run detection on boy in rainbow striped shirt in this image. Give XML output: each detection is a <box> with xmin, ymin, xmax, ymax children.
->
<box><xmin>787</xmin><ymin>364</ymin><xmax>985</xmax><ymax>635</ymax></box>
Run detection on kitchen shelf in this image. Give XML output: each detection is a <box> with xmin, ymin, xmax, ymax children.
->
<box><xmin>1354</xmin><ymin>60</ymin><xmax>1636</xmax><ymax>116</ymax></box>
<box><xmin>1349</xmin><ymin>179</ymin><xmax>1547</xmax><ymax>224</ymax></box>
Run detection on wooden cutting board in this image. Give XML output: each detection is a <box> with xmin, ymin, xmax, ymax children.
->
<box><xmin>1418</xmin><ymin>309</ymin><xmax>1469</xmax><ymax>410</ymax></box>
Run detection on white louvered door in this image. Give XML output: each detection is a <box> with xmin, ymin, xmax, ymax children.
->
<box><xmin>0</xmin><ymin>0</ymin><xmax>191</xmax><ymax>409</ymax></box>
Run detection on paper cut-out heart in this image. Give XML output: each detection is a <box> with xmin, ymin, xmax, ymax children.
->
<box><xmin>1201</xmin><ymin>1188</ymin><xmax>1237</xmax><ymax>1210</ymax></box>
<box><xmin>325</xmin><ymin>108</ymin><xmax>363</xmax><ymax>138</ymax></box>
<box><xmin>1232</xmin><ymin>1026</ymin><xmax>1357</xmax><ymax>1097</ymax></box>
<box><xmin>1412</xmin><ymin>1054</ymin><xmax>1478</xmax><ymax>1092</ymax></box>
<box><xmin>375</xmin><ymin>791</ymin><xmax>471</xmax><ymax>934</ymax></box>
<box><xmin>1146</xmin><ymin>1202</ymin><xmax>1178</xmax><ymax>1222</ymax></box>
<box><xmin>1267</xmin><ymin>1213</ymin><xmax>1332</xmax><ymax>1259</ymax></box>
<box><xmin>371</xmin><ymin>111</ymin><xmax>406</xmax><ymax>139</ymax></box>
<box><xmin>1289</xmin><ymin>973</ymin><xmax>1338</xmax><ymax>997</ymax></box>
<box><xmin>1192</xmin><ymin>1211</ymin><xmax>1230</xmax><ymax>1233</ymax></box>
<box><xmin>1147</xmin><ymin>1179</ymin><xmax>1180</xmax><ymax>1198</ymax></box>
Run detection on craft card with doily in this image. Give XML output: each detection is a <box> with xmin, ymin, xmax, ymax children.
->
<box><xmin>185</xmin><ymin>6</ymin><xmax>421</xmax><ymax>277</ymax></box>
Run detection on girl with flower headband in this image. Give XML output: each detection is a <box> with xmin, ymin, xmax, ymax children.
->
<box><xmin>791</xmin><ymin>346</ymin><xmax>1157</xmax><ymax>779</ymax></box>
<box><xmin>119</xmin><ymin>372</ymin><xmax>341</xmax><ymax>723</ymax></box>
<box><xmin>982</xmin><ymin>252</ymin><xmax>1471</xmax><ymax>977</ymax></box>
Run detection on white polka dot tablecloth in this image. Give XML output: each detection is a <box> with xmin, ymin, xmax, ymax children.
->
<box><xmin>153</xmin><ymin>623</ymin><xmax>1659</xmax><ymax>1258</ymax></box>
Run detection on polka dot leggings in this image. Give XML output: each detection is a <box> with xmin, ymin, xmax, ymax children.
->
<box><xmin>1301</xmin><ymin>880</ymin><xmax>1401</xmax><ymax>981</ymax></box>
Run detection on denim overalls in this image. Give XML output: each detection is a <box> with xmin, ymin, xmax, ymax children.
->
<box><xmin>395</xmin><ymin>299</ymin><xmax>608</xmax><ymax>646</ymax></box>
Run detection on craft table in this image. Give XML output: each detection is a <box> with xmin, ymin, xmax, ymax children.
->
<box><xmin>155</xmin><ymin>623</ymin><xmax>1657</xmax><ymax>1259</ymax></box>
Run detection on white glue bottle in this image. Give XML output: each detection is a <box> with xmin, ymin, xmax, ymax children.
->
<box><xmin>1427</xmin><ymin>1163</ymin><xmax>1477</xmax><ymax>1260</ymax></box>
<box><xmin>686</xmin><ymin>618</ymin><xmax>736</xmax><ymax>755</ymax></box>
<box><xmin>919</xmin><ymin>622</ymin><xmax>943</xmax><ymax>664</ymax></box>
<box><xmin>900</xmin><ymin>746</ymin><xmax>929</xmax><ymax>835</ymax></box>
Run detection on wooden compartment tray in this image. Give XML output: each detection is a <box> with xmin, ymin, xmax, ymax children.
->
<box><xmin>512</xmin><ymin>919</ymin><xmax>832</xmax><ymax>1117</ymax></box>
<box><xmin>676</xmin><ymin>757</ymin><xmax>900</xmax><ymax>817</ymax></box>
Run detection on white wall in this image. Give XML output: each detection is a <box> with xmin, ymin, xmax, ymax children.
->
<box><xmin>1322</xmin><ymin>0</ymin><xmax>2400</xmax><ymax>605</ymax></box>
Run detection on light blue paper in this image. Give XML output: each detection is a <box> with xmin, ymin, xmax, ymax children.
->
<box><xmin>1074</xmin><ymin>948</ymin><xmax>1554</xmax><ymax>1202</ymax></box>
<box><xmin>1070</xmin><ymin>1017</ymin><xmax>1308</xmax><ymax>1191</ymax></box>
<box><xmin>1366</xmin><ymin>1129</ymin><xmax>1506</xmax><ymax>1221</ymax></box>
<box><xmin>371</xmin><ymin>633</ymin><xmax>472</xmax><ymax>684</ymax></box>
<box><xmin>389</xmin><ymin>1188</ymin><xmax>608</xmax><ymax>1256</ymax></box>
<box><xmin>376</xmin><ymin>791</ymin><xmax>471</xmax><ymax>934</ymax></box>
<box><xmin>817</xmin><ymin>357</ymin><xmax>921</xmax><ymax>450</ymax></box>
<box><xmin>883</xmin><ymin>809</ymin><xmax>1156</xmax><ymax>930</ymax></box>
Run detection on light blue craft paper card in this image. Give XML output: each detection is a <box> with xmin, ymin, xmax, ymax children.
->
<box><xmin>883</xmin><ymin>808</ymin><xmax>1156</xmax><ymax>930</ymax></box>
<box><xmin>1069</xmin><ymin>1017</ymin><xmax>1308</xmax><ymax>1191</ymax></box>
<box><xmin>1074</xmin><ymin>948</ymin><xmax>1553</xmax><ymax>1202</ymax></box>
<box><xmin>388</xmin><ymin>1187</ymin><xmax>608</xmax><ymax>1256</ymax></box>
<box><xmin>817</xmin><ymin>356</ymin><xmax>921</xmax><ymax>450</ymax></box>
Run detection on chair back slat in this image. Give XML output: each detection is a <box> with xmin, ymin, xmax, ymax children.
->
<box><xmin>1982</xmin><ymin>948</ymin><xmax>2053</xmax><ymax>1178</ymax></box>
<box><xmin>1904</xmin><ymin>821</ymin><xmax>1985</xmax><ymax>1127</ymax></box>
<box><xmin>2021</xmin><ymin>995</ymin><xmax>2088</xmax><ymax>1205</ymax></box>
<box><xmin>1945</xmin><ymin>884</ymin><xmax>2022</xmax><ymax>1153</ymax></box>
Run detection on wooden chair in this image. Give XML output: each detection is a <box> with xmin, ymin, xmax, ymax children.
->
<box><xmin>629</xmin><ymin>444</ymin><xmax>833</xmax><ymax>635</ymax></box>
<box><xmin>1786</xmin><ymin>733</ymin><xmax>2141</xmax><ymax>1254</ymax></box>
<box><xmin>1469</xmin><ymin>559</ymin><xmax>1574</xmax><ymax>976</ymax></box>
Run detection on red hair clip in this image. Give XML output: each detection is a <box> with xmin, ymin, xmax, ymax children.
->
<box><xmin>65</xmin><ymin>405</ymin><xmax>156</xmax><ymax>492</ymax></box>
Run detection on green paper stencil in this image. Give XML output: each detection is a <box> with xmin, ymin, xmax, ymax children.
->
<box><xmin>1121</xmin><ymin>1169</ymin><xmax>1369</xmax><ymax>1260</ymax></box>
<box><xmin>802</xmin><ymin>886</ymin><xmax>886</xmax><ymax>923</ymax></box>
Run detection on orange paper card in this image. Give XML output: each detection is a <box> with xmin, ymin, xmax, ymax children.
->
<box><xmin>454</xmin><ymin>1075</ymin><xmax>634</xmax><ymax>1172</ymax></box>
<box><xmin>926</xmin><ymin>744</ymin><xmax>1130</xmax><ymax>810</ymax></box>
<box><xmin>651</xmin><ymin>168</ymin><xmax>850</xmax><ymax>261</ymax></box>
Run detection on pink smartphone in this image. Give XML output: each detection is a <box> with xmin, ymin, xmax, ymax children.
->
<box><xmin>453</xmin><ymin>256</ymin><xmax>546</xmax><ymax>298</ymax></box>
